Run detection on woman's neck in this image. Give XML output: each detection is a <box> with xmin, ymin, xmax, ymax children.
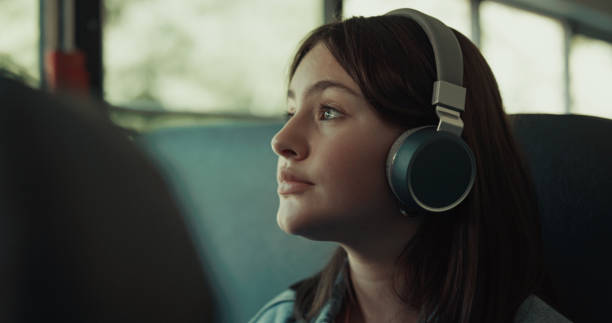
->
<box><xmin>339</xmin><ymin>217</ymin><xmax>422</xmax><ymax>323</ymax></box>
<box><xmin>342</xmin><ymin>251</ymin><xmax>420</xmax><ymax>323</ymax></box>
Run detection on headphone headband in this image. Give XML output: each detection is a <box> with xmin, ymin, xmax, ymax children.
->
<box><xmin>383</xmin><ymin>9</ymin><xmax>477</xmax><ymax>213</ymax></box>
<box><xmin>385</xmin><ymin>9</ymin><xmax>467</xmax><ymax>136</ymax></box>
<box><xmin>385</xmin><ymin>8</ymin><xmax>463</xmax><ymax>86</ymax></box>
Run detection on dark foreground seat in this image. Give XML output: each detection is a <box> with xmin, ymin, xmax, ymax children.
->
<box><xmin>0</xmin><ymin>77</ymin><xmax>216</xmax><ymax>323</ymax></box>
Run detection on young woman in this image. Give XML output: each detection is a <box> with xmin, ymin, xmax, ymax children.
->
<box><xmin>250</xmin><ymin>9</ymin><xmax>571</xmax><ymax>323</ymax></box>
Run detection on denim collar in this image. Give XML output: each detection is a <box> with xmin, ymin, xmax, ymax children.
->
<box><xmin>309</xmin><ymin>260</ymin><xmax>435</xmax><ymax>323</ymax></box>
<box><xmin>312</xmin><ymin>262</ymin><xmax>348</xmax><ymax>323</ymax></box>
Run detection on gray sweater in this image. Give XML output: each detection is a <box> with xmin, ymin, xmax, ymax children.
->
<box><xmin>249</xmin><ymin>290</ymin><xmax>572</xmax><ymax>323</ymax></box>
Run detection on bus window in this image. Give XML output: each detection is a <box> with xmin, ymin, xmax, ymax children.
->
<box><xmin>480</xmin><ymin>1</ymin><xmax>565</xmax><ymax>114</ymax></box>
<box><xmin>343</xmin><ymin>0</ymin><xmax>472</xmax><ymax>40</ymax></box>
<box><xmin>0</xmin><ymin>0</ymin><xmax>39</xmax><ymax>87</ymax></box>
<box><xmin>571</xmin><ymin>35</ymin><xmax>612</xmax><ymax>119</ymax></box>
<box><xmin>103</xmin><ymin>0</ymin><xmax>322</xmax><ymax>116</ymax></box>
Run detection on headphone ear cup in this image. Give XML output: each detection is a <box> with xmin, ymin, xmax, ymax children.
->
<box><xmin>386</xmin><ymin>127</ymin><xmax>476</xmax><ymax>213</ymax></box>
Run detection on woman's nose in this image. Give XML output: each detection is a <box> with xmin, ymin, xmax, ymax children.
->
<box><xmin>270</xmin><ymin>118</ymin><xmax>308</xmax><ymax>161</ymax></box>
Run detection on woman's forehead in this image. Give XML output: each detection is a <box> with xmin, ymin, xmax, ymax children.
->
<box><xmin>288</xmin><ymin>43</ymin><xmax>361</xmax><ymax>99</ymax></box>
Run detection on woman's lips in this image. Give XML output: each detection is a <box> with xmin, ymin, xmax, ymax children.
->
<box><xmin>277</xmin><ymin>169</ymin><xmax>313</xmax><ymax>195</ymax></box>
<box><xmin>277</xmin><ymin>181</ymin><xmax>314</xmax><ymax>195</ymax></box>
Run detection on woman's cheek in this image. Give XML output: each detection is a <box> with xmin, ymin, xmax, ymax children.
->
<box><xmin>320</xmin><ymin>138</ymin><xmax>386</xmax><ymax>200</ymax></box>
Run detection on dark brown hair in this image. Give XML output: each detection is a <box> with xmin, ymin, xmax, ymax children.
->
<box><xmin>288</xmin><ymin>15</ymin><xmax>546</xmax><ymax>323</ymax></box>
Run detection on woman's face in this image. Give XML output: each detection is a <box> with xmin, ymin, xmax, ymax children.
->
<box><xmin>271</xmin><ymin>43</ymin><xmax>406</xmax><ymax>243</ymax></box>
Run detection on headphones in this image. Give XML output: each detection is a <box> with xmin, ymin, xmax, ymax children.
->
<box><xmin>384</xmin><ymin>9</ymin><xmax>477</xmax><ymax>214</ymax></box>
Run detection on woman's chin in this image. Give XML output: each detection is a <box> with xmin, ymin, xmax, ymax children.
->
<box><xmin>276</xmin><ymin>209</ymin><xmax>310</xmax><ymax>236</ymax></box>
<box><xmin>276</xmin><ymin>208</ymin><xmax>342</xmax><ymax>242</ymax></box>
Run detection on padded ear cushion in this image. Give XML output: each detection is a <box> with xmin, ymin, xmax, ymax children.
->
<box><xmin>386</xmin><ymin>126</ymin><xmax>476</xmax><ymax>212</ymax></box>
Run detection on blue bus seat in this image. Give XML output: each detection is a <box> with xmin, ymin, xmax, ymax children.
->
<box><xmin>138</xmin><ymin>123</ymin><xmax>335</xmax><ymax>323</ymax></box>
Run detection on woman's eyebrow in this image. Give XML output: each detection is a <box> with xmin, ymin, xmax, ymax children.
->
<box><xmin>287</xmin><ymin>80</ymin><xmax>362</xmax><ymax>100</ymax></box>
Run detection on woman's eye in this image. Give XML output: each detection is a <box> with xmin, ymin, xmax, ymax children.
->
<box><xmin>320</xmin><ymin>106</ymin><xmax>342</xmax><ymax>120</ymax></box>
<box><xmin>285</xmin><ymin>111</ymin><xmax>294</xmax><ymax>121</ymax></box>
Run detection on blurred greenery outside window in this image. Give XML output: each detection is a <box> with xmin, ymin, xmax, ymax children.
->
<box><xmin>480</xmin><ymin>2</ymin><xmax>565</xmax><ymax>114</ymax></box>
<box><xmin>104</xmin><ymin>0</ymin><xmax>612</xmax><ymax>121</ymax></box>
<box><xmin>103</xmin><ymin>0</ymin><xmax>322</xmax><ymax>117</ymax></box>
<box><xmin>343</xmin><ymin>0</ymin><xmax>472</xmax><ymax>41</ymax></box>
<box><xmin>0</xmin><ymin>0</ymin><xmax>40</xmax><ymax>87</ymax></box>
<box><xmin>570</xmin><ymin>35</ymin><xmax>612</xmax><ymax>119</ymax></box>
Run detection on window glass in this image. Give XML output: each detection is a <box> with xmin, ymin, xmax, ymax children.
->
<box><xmin>480</xmin><ymin>2</ymin><xmax>565</xmax><ymax>114</ymax></box>
<box><xmin>103</xmin><ymin>0</ymin><xmax>322</xmax><ymax>115</ymax></box>
<box><xmin>343</xmin><ymin>0</ymin><xmax>472</xmax><ymax>41</ymax></box>
<box><xmin>570</xmin><ymin>35</ymin><xmax>612</xmax><ymax>119</ymax></box>
<box><xmin>0</xmin><ymin>0</ymin><xmax>39</xmax><ymax>86</ymax></box>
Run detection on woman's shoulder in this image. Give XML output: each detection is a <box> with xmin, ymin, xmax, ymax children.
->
<box><xmin>513</xmin><ymin>295</ymin><xmax>573</xmax><ymax>323</ymax></box>
<box><xmin>248</xmin><ymin>289</ymin><xmax>297</xmax><ymax>323</ymax></box>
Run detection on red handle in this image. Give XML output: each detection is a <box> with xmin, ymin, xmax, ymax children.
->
<box><xmin>45</xmin><ymin>50</ymin><xmax>90</xmax><ymax>94</ymax></box>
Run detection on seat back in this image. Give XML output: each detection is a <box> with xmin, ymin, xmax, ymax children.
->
<box><xmin>510</xmin><ymin>114</ymin><xmax>612</xmax><ymax>323</ymax></box>
<box><xmin>139</xmin><ymin>123</ymin><xmax>335</xmax><ymax>323</ymax></box>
